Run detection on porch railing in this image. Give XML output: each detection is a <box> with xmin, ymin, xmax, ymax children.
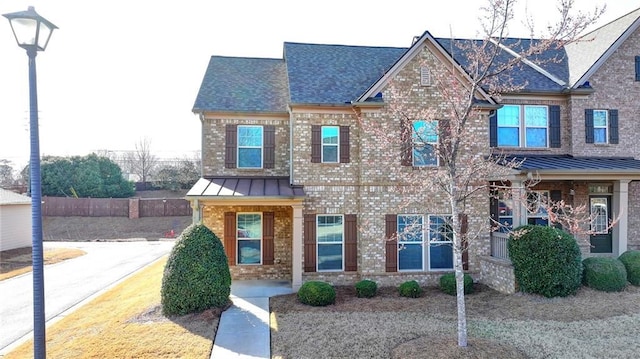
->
<box><xmin>490</xmin><ymin>232</ymin><xmax>510</xmax><ymax>260</ymax></box>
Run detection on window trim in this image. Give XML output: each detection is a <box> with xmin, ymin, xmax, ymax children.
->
<box><xmin>412</xmin><ymin>120</ymin><xmax>439</xmax><ymax>167</ymax></box>
<box><xmin>237</xmin><ymin>125</ymin><xmax>263</xmax><ymax>169</ymax></box>
<box><xmin>236</xmin><ymin>212</ymin><xmax>263</xmax><ymax>265</ymax></box>
<box><xmin>316</xmin><ymin>214</ymin><xmax>344</xmax><ymax>272</ymax></box>
<box><xmin>396</xmin><ymin>214</ymin><xmax>453</xmax><ymax>272</ymax></box>
<box><xmin>593</xmin><ymin>109</ymin><xmax>609</xmax><ymax>144</ymax></box>
<box><xmin>321</xmin><ymin>125</ymin><xmax>340</xmax><ymax>163</ymax></box>
<box><xmin>497</xmin><ymin>104</ymin><xmax>549</xmax><ymax>148</ymax></box>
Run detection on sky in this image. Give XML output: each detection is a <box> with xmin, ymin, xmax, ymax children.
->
<box><xmin>1</xmin><ymin>0</ymin><xmax>638</xmax><ymax>171</ymax></box>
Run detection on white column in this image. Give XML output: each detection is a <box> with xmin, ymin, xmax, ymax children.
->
<box><xmin>511</xmin><ymin>180</ymin><xmax>526</xmax><ymax>228</ymax></box>
<box><xmin>291</xmin><ymin>204</ymin><xmax>303</xmax><ymax>291</ymax></box>
<box><xmin>613</xmin><ymin>180</ymin><xmax>630</xmax><ymax>256</ymax></box>
<box><xmin>191</xmin><ymin>199</ymin><xmax>201</xmax><ymax>224</ymax></box>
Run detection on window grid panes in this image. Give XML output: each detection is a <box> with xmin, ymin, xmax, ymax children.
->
<box><xmin>317</xmin><ymin>215</ymin><xmax>343</xmax><ymax>271</ymax></box>
<box><xmin>397</xmin><ymin>214</ymin><xmax>453</xmax><ymax>271</ymax></box>
<box><xmin>237</xmin><ymin>125</ymin><xmax>263</xmax><ymax>168</ymax></box>
<box><xmin>593</xmin><ymin>110</ymin><xmax>608</xmax><ymax>144</ymax></box>
<box><xmin>590</xmin><ymin>198</ymin><xmax>608</xmax><ymax>234</ymax></box>
<box><xmin>526</xmin><ymin>191</ymin><xmax>549</xmax><ymax>226</ymax></box>
<box><xmin>412</xmin><ymin>120</ymin><xmax>439</xmax><ymax>166</ymax></box>
<box><xmin>497</xmin><ymin>105</ymin><xmax>548</xmax><ymax>148</ymax></box>
<box><xmin>237</xmin><ymin>213</ymin><xmax>262</xmax><ymax>265</ymax></box>
<box><xmin>321</xmin><ymin>126</ymin><xmax>339</xmax><ymax>163</ymax></box>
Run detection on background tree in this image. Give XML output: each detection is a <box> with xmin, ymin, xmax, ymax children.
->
<box><xmin>41</xmin><ymin>154</ymin><xmax>134</xmax><ymax>198</ymax></box>
<box><xmin>361</xmin><ymin>0</ymin><xmax>602</xmax><ymax>347</ymax></box>
<box><xmin>127</xmin><ymin>137</ymin><xmax>157</xmax><ymax>184</ymax></box>
<box><xmin>155</xmin><ymin>159</ymin><xmax>200</xmax><ymax>190</ymax></box>
<box><xmin>0</xmin><ymin>159</ymin><xmax>15</xmax><ymax>188</ymax></box>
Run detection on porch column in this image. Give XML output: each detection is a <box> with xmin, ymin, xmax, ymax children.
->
<box><xmin>291</xmin><ymin>203</ymin><xmax>303</xmax><ymax>291</ymax></box>
<box><xmin>190</xmin><ymin>199</ymin><xmax>201</xmax><ymax>224</ymax></box>
<box><xmin>612</xmin><ymin>180</ymin><xmax>630</xmax><ymax>256</ymax></box>
<box><xmin>511</xmin><ymin>180</ymin><xmax>526</xmax><ymax>228</ymax></box>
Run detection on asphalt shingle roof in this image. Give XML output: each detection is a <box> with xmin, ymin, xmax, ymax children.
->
<box><xmin>192</xmin><ymin>56</ymin><xmax>290</xmax><ymax>113</ymax></box>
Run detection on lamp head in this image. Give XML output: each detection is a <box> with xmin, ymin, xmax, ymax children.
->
<box><xmin>3</xmin><ymin>6</ymin><xmax>57</xmax><ymax>52</ymax></box>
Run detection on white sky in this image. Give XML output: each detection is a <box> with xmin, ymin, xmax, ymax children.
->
<box><xmin>1</xmin><ymin>0</ymin><xmax>638</xmax><ymax>170</ymax></box>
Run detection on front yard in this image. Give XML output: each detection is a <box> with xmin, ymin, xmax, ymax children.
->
<box><xmin>270</xmin><ymin>284</ymin><xmax>640</xmax><ymax>358</ymax></box>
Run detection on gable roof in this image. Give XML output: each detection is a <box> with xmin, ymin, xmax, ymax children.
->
<box><xmin>565</xmin><ymin>8</ymin><xmax>640</xmax><ymax>88</ymax></box>
<box><xmin>193</xmin><ymin>56</ymin><xmax>290</xmax><ymax>113</ymax></box>
<box><xmin>284</xmin><ymin>42</ymin><xmax>406</xmax><ymax>104</ymax></box>
<box><xmin>0</xmin><ymin>188</ymin><xmax>30</xmax><ymax>205</ymax></box>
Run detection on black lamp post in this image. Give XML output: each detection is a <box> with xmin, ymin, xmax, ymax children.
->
<box><xmin>3</xmin><ymin>6</ymin><xmax>57</xmax><ymax>359</ymax></box>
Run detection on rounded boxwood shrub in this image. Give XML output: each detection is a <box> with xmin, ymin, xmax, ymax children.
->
<box><xmin>619</xmin><ymin>250</ymin><xmax>640</xmax><ymax>286</ymax></box>
<box><xmin>297</xmin><ymin>281</ymin><xmax>336</xmax><ymax>306</ymax></box>
<box><xmin>355</xmin><ymin>279</ymin><xmax>377</xmax><ymax>298</ymax></box>
<box><xmin>161</xmin><ymin>224</ymin><xmax>231</xmax><ymax>316</ymax></box>
<box><xmin>398</xmin><ymin>280</ymin><xmax>422</xmax><ymax>298</ymax></box>
<box><xmin>439</xmin><ymin>273</ymin><xmax>474</xmax><ymax>296</ymax></box>
<box><xmin>508</xmin><ymin>225</ymin><xmax>582</xmax><ymax>298</ymax></box>
<box><xmin>582</xmin><ymin>257</ymin><xmax>627</xmax><ymax>292</ymax></box>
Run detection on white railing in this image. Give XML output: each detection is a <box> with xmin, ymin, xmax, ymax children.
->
<box><xmin>490</xmin><ymin>232</ymin><xmax>510</xmax><ymax>260</ymax></box>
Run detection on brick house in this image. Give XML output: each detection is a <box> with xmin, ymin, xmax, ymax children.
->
<box><xmin>187</xmin><ymin>8</ymin><xmax>640</xmax><ymax>292</ymax></box>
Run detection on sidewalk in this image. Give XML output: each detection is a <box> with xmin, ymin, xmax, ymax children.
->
<box><xmin>211</xmin><ymin>280</ymin><xmax>293</xmax><ymax>359</ymax></box>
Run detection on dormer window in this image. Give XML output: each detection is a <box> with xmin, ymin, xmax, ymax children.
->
<box><xmin>420</xmin><ymin>67</ymin><xmax>431</xmax><ymax>86</ymax></box>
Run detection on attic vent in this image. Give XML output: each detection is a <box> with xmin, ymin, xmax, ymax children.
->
<box><xmin>420</xmin><ymin>67</ymin><xmax>431</xmax><ymax>86</ymax></box>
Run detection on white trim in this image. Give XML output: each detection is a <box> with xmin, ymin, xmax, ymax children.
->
<box><xmin>236</xmin><ymin>212</ymin><xmax>263</xmax><ymax>265</ymax></box>
<box><xmin>237</xmin><ymin>125</ymin><xmax>264</xmax><ymax>169</ymax></box>
<box><xmin>316</xmin><ymin>214</ymin><xmax>344</xmax><ymax>272</ymax></box>
<box><xmin>320</xmin><ymin>125</ymin><xmax>340</xmax><ymax>163</ymax></box>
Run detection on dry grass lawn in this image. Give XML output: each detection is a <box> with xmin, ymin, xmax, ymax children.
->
<box><xmin>4</xmin><ymin>256</ymin><xmax>218</xmax><ymax>359</ymax></box>
<box><xmin>0</xmin><ymin>246</ymin><xmax>86</xmax><ymax>281</ymax></box>
<box><xmin>270</xmin><ymin>284</ymin><xmax>640</xmax><ymax>358</ymax></box>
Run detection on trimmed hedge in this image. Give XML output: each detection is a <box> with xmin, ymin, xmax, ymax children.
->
<box><xmin>508</xmin><ymin>225</ymin><xmax>582</xmax><ymax>298</ymax></box>
<box><xmin>582</xmin><ymin>257</ymin><xmax>627</xmax><ymax>292</ymax></box>
<box><xmin>355</xmin><ymin>279</ymin><xmax>378</xmax><ymax>298</ymax></box>
<box><xmin>398</xmin><ymin>280</ymin><xmax>422</xmax><ymax>298</ymax></box>
<box><xmin>439</xmin><ymin>273</ymin><xmax>474</xmax><ymax>296</ymax></box>
<box><xmin>161</xmin><ymin>224</ymin><xmax>231</xmax><ymax>316</ymax></box>
<box><xmin>298</xmin><ymin>281</ymin><xmax>336</xmax><ymax>306</ymax></box>
<box><xmin>619</xmin><ymin>250</ymin><xmax>640</xmax><ymax>286</ymax></box>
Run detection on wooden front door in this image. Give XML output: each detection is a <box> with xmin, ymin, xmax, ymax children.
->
<box><xmin>589</xmin><ymin>196</ymin><xmax>612</xmax><ymax>253</ymax></box>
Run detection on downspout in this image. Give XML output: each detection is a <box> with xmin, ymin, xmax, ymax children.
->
<box><xmin>289</xmin><ymin>106</ymin><xmax>294</xmax><ymax>185</ymax></box>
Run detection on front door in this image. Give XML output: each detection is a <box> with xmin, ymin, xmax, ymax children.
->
<box><xmin>589</xmin><ymin>196</ymin><xmax>612</xmax><ymax>253</ymax></box>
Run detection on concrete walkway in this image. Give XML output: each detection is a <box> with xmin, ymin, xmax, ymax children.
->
<box><xmin>211</xmin><ymin>280</ymin><xmax>293</xmax><ymax>359</ymax></box>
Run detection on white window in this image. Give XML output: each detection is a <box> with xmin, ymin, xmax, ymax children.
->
<box><xmin>317</xmin><ymin>215</ymin><xmax>343</xmax><ymax>271</ymax></box>
<box><xmin>593</xmin><ymin>110</ymin><xmax>608</xmax><ymax>144</ymax></box>
<box><xmin>526</xmin><ymin>191</ymin><xmax>549</xmax><ymax>226</ymax></box>
<box><xmin>497</xmin><ymin>105</ymin><xmax>548</xmax><ymax>148</ymax></box>
<box><xmin>237</xmin><ymin>213</ymin><xmax>262</xmax><ymax>265</ymax></box>
<box><xmin>397</xmin><ymin>214</ymin><xmax>453</xmax><ymax>271</ymax></box>
<box><xmin>237</xmin><ymin>125</ymin><xmax>263</xmax><ymax>168</ymax></box>
<box><xmin>321</xmin><ymin>126</ymin><xmax>339</xmax><ymax>163</ymax></box>
<box><xmin>412</xmin><ymin>120</ymin><xmax>439</xmax><ymax>166</ymax></box>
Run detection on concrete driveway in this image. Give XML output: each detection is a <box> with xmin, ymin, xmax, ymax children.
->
<box><xmin>0</xmin><ymin>240</ymin><xmax>174</xmax><ymax>354</ymax></box>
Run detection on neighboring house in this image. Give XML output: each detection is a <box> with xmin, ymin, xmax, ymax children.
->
<box><xmin>188</xmin><ymin>8</ymin><xmax>640</xmax><ymax>292</ymax></box>
<box><xmin>0</xmin><ymin>188</ymin><xmax>32</xmax><ymax>251</ymax></box>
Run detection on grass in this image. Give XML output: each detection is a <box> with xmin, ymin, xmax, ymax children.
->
<box><xmin>4</xmin><ymin>256</ymin><xmax>218</xmax><ymax>359</ymax></box>
<box><xmin>0</xmin><ymin>247</ymin><xmax>86</xmax><ymax>281</ymax></box>
<box><xmin>270</xmin><ymin>284</ymin><xmax>640</xmax><ymax>358</ymax></box>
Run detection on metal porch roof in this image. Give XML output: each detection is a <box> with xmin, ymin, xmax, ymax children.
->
<box><xmin>186</xmin><ymin>177</ymin><xmax>305</xmax><ymax>198</ymax></box>
<box><xmin>503</xmin><ymin>155</ymin><xmax>640</xmax><ymax>172</ymax></box>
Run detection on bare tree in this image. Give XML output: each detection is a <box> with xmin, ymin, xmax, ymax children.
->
<box><xmin>358</xmin><ymin>0</ymin><xmax>603</xmax><ymax>347</ymax></box>
<box><xmin>0</xmin><ymin>159</ymin><xmax>15</xmax><ymax>188</ymax></box>
<box><xmin>127</xmin><ymin>137</ymin><xmax>157</xmax><ymax>184</ymax></box>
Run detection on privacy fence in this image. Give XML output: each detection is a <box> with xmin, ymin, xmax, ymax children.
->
<box><xmin>42</xmin><ymin>196</ymin><xmax>192</xmax><ymax>218</ymax></box>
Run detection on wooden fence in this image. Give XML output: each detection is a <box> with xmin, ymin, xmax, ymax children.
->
<box><xmin>42</xmin><ymin>196</ymin><xmax>192</xmax><ymax>217</ymax></box>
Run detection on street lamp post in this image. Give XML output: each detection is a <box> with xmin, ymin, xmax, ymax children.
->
<box><xmin>3</xmin><ymin>7</ymin><xmax>57</xmax><ymax>359</ymax></box>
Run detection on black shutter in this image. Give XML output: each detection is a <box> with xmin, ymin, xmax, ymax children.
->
<box><xmin>225</xmin><ymin>125</ymin><xmax>237</xmax><ymax>168</ymax></box>
<box><xmin>585</xmin><ymin>109</ymin><xmax>594</xmax><ymax>144</ymax></box>
<box><xmin>489</xmin><ymin>111</ymin><xmax>498</xmax><ymax>147</ymax></box>
<box><xmin>400</xmin><ymin>120</ymin><xmax>412</xmax><ymax>166</ymax></box>
<box><xmin>339</xmin><ymin>126</ymin><xmax>350</xmax><ymax>163</ymax></box>
<box><xmin>303</xmin><ymin>214</ymin><xmax>317</xmax><ymax>272</ymax></box>
<box><xmin>385</xmin><ymin>214</ymin><xmax>398</xmax><ymax>272</ymax></box>
<box><xmin>549</xmin><ymin>105</ymin><xmax>561</xmax><ymax>148</ymax></box>
<box><xmin>609</xmin><ymin>109</ymin><xmax>619</xmax><ymax>144</ymax></box>
<box><xmin>311</xmin><ymin>125</ymin><xmax>321</xmax><ymax>163</ymax></box>
<box><xmin>489</xmin><ymin>184</ymin><xmax>499</xmax><ymax>229</ymax></box>
<box><xmin>263</xmin><ymin>125</ymin><xmax>275</xmax><ymax>168</ymax></box>
<box><xmin>344</xmin><ymin>214</ymin><xmax>357</xmax><ymax>271</ymax></box>
<box><xmin>635</xmin><ymin>56</ymin><xmax>640</xmax><ymax>81</ymax></box>
<box><xmin>263</xmin><ymin>212</ymin><xmax>275</xmax><ymax>265</ymax></box>
<box><xmin>550</xmin><ymin>190</ymin><xmax>563</xmax><ymax>230</ymax></box>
